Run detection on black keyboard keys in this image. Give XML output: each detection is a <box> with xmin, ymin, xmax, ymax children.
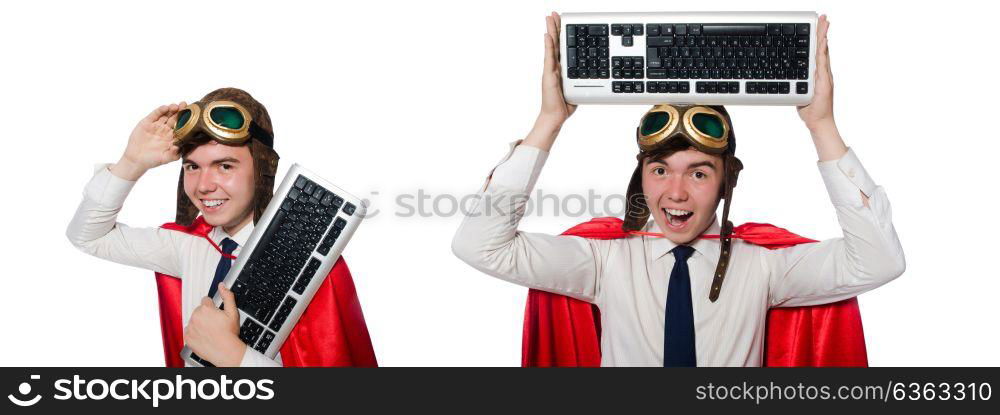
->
<box><xmin>268</xmin><ymin>296</ymin><xmax>299</xmax><ymax>331</ymax></box>
<box><xmin>255</xmin><ymin>331</ymin><xmax>275</xmax><ymax>354</ymax></box>
<box><xmin>293</xmin><ymin>258</ymin><xmax>322</xmax><ymax>294</ymax></box>
<box><xmin>584</xmin><ymin>20</ymin><xmax>813</xmax><ymax>90</ymax></box>
<box><xmin>317</xmin><ymin>227</ymin><xmax>340</xmax><ymax>256</ymax></box>
<box><xmin>567</xmin><ymin>24</ymin><xmax>610</xmax><ymax>79</ymax></box>
<box><xmin>238</xmin><ymin>318</ymin><xmax>265</xmax><ymax>346</ymax></box>
<box><xmin>234</xmin><ymin>175</ymin><xmax>341</xmax><ymax>327</ymax></box>
<box><xmin>796</xmin><ymin>81</ymin><xmax>808</xmax><ymax>94</ymax></box>
<box><xmin>702</xmin><ymin>24</ymin><xmax>766</xmax><ymax>36</ymax></box>
<box><xmin>647</xmin><ymin>36</ymin><xmax>674</xmax><ymax>47</ymax></box>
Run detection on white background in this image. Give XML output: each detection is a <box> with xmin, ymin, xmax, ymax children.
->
<box><xmin>1</xmin><ymin>0</ymin><xmax>997</xmax><ymax>366</ymax></box>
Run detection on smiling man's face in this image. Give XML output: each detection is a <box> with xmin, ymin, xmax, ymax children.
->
<box><xmin>641</xmin><ymin>147</ymin><xmax>724</xmax><ymax>244</ymax></box>
<box><xmin>182</xmin><ymin>141</ymin><xmax>256</xmax><ymax>235</ymax></box>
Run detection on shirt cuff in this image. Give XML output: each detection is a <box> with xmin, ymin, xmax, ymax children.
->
<box><xmin>817</xmin><ymin>147</ymin><xmax>878</xmax><ymax>208</ymax></box>
<box><xmin>239</xmin><ymin>346</ymin><xmax>281</xmax><ymax>367</ymax></box>
<box><xmin>483</xmin><ymin>141</ymin><xmax>549</xmax><ymax>193</ymax></box>
<box><xmin>84</xmin><ymin>163</ymin><xmax>137</xmax><ymax>208</ymax></box>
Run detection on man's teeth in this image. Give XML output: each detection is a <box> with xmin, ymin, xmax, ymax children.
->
<box><xmin>665</xmin><ymin>208</ymin><xmax>692</xmax><ymax>226</ymax></box>
<box><xmin>665</xmin><ymin>208</ymin><xmax>692</xmax><ymax>216</ymax></box>
<box><xmin>203</xmin><ymin>200</ymin><xmax>226</xmax><ymax>207</ymax></box>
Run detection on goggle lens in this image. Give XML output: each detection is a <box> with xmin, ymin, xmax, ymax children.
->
<box><xmin>210</xmin><ymin>106</ymin><xmax>246</xmax><ymax>130</ymax></box>
<box><xmin>692</xmin><ymin>113</ymin><xmax>725</xmax><ymax>139</ymax></box>
<box><xmin>640</xmin><ymin>111</ymin><xmax>670</xmax><ymax>136</ymax></box>
<box><xmin>175</xmin><ymin>109</ymin><xmax>193</xmax><ymax>130</ymax></box>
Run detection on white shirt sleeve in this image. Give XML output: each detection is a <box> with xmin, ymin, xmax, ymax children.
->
<box><xmin>239</xmin><ymin>348</ymin><xmax>282</xmax><ymax>367</ymax></box>
<box><xmin>65</xmin><ymin>164</ymin><xmax>185</xmax><ymax>277</ymax></box>
<box><xmin>451</xmin><ymin>142</ymin><xmax>605</xmax><ymax>302</ymax></box>
<box><xmin>767</xmin><ymin>148</ymin><xmax>906</xmax><ymax>307</ymax></box>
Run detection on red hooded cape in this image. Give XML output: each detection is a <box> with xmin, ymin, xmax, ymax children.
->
<box><xmin>153</xmin><ymin>217</ymin><xmax>378</xmax><ymax>367</ymax></box>
<box><xmin>522</xmin><ymin>217</ymin><xmax>867</xmax><ymax>367</ymax></box>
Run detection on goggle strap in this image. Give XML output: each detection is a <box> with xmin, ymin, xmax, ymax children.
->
<box><xmin>248</xmin><ymin>121</ymin><xmax>274</xmax><ymax>148</ymax></box>
<box><xmin>708</xmin><ymin>158</ymin><xmax>741</xmax><ymax>302</ymax></box>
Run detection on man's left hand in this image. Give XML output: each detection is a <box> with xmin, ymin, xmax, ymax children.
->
<box><xmin>184</xmin><ymin>283</ymin><xmax>246</xmax><ymax>367</ymax></box>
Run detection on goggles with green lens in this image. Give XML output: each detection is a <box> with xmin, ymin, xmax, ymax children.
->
<box><xmin>636</xmin><ymin>104</ymin><xmax>730</xmax><ymax>154</ymax></box>
<box><xmin>173</xmin><ymin>100</ymin><xmax>273</xmax><ymax>147</ymax></box>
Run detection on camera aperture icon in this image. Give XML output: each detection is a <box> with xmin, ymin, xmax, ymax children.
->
<box><xmin>7</xmin><ymin>375</ymin><xmax>41</xmax><ymax>407</ymax></box>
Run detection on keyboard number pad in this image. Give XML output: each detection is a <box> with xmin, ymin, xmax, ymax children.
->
<box><xmin>566</xmin><ymin>24</ymin><xmax>610</xmax><ymax>79</ymax></box>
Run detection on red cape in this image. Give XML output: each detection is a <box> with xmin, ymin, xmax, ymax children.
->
<box><xmin>522</xmin><ymin>217</ymin><xmax>867</xmax><ymax>367</ymax></box>
<box><xmin>154</xmin><ymin>217</ymin><xmax>378</xmax><ymax>367</ymax></box>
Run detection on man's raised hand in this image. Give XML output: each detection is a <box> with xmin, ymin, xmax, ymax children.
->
<box><xmin>524</xmin><ymin>12</ymin><xmax>577</xmax><ymax>152</ymax></box>
<box><xmin>796</xmin><ymin>15</ymin><xmax>834</xmax><ymax>131</ymax></box>
<box><xmin>539</xmin><ymin>12</ymin><xmax>576</xmax><ymax>127</ymax></box>
<box><xmin>111</xmin><ymin>102</ymin><xmax>186</xmax><ymax>181</ymax></box>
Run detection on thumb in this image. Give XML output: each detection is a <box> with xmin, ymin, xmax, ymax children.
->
<box><xmin>219</xmin><ymin>283</ymin><xmax>239</xmax><ymax>320</ymax></box>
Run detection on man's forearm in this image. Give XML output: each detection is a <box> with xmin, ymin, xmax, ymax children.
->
<box><xmin>521</xmin><ymin>115</ymin><xmax>564</xmax><ymax>152</ymax></box>
<box><xmin>769</xmin><ymin>146</ymin><xmax>904</xmax><ymax>307</ymax></box>
<box><xmin>67</xmin><ymin>165</ymin><xmax>136</xmax><ymax>248</ymax></box>
<box><xmin>109</xmin><ymin>156</ymin><xmax>149</xmax><ymax>182</ymax></box>
<box><xmin>808</xmin><ymin>119</ymin><xmax>868</xmax><ymax>207</ymax></box>
<box><xmin>808</xmin><ymin>119</ymin><xmax>847</xmax><ymax>162</ymax></box>
<box><xmin>65</xmin><ymin>164</ymin><xmax>183</xmax><ymax>276</ymax></box>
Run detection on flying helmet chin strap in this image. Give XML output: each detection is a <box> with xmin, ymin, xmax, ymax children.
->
<box><xmin>708</xmin><ymin>155</ymin><xmax>743</xmax><ymax>302</ymax></box>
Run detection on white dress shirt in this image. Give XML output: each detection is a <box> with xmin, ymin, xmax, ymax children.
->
<box><xmin>452</xmin><ymin>142</ymin><xmax>905</xmax><ymax>367</ymax></box>
<box><xmin>66</xmin><ymin>164</ymin><xmax>281</xmax><ymax>367</ymax></box>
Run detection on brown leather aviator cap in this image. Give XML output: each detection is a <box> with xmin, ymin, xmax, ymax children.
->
<box><xmin>174</xmin><ymin>88</ymin><xmax>280</xmax><ymax>228</ymax></box>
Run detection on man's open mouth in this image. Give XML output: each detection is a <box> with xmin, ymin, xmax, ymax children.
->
<box><xmin>664</xmin><ymin>208</ymin><xmax>693</xmax><ymax>228</ymax></box>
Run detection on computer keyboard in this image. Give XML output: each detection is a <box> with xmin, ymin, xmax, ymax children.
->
<box><xmin>181</xmin><ymin>164</ymin><xmax>366</xmax><ymax>366</ymax></box>
<box><xmin>560</xmin><ymin>12</ymin><xmax>818</xmax><ymax>105</ymax></box>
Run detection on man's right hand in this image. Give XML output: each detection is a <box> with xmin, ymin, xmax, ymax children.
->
<box><xmin>111</xmin><ymin>102</ymin><xmax>186</xmax><ymax>181</ymax></box>
<box><xmin>523</xmin><ymin>12</ymin><xmax>576</xmax><ymax>152</ymax></box>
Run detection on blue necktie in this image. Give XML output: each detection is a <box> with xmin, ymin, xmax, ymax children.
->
<box><xmin>207</xmin><ymin>238</ymin><xmax>239</xmax><ymax>299</ymax></box>
<box><xmin>664</xmin><ymin>245</ymin><xmax>697</xmax><ymax>367</ymax></box>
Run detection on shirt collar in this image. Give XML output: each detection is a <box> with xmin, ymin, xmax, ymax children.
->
<box><xmin>209</xmin><ymin>221</ymin><xmax>255</xmax><ymax>254</ymax></box>
<box><xmin>648</xmin><ymin>216</ymin><xmax>722</xmax><ymax>262</ymax></box>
